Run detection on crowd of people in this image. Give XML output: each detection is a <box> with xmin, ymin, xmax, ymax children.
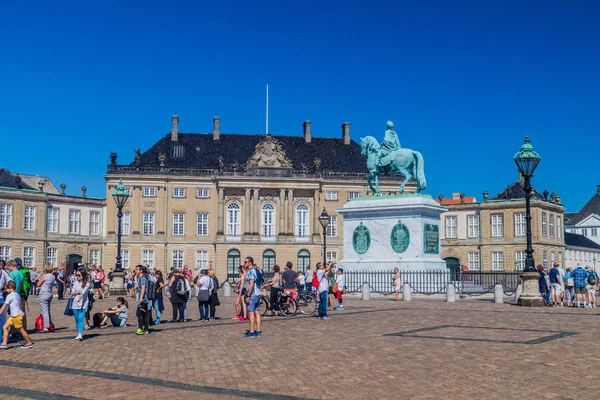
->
<box><xmin>539</xmin><ymin>262</ymin><xmax>599</xmax><ymax>308</ymax></box>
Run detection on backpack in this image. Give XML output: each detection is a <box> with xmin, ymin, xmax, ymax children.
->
<box><xmin>588</xmin><ymin>272</ymin><xmax>597</xmax><ymax>286</ymax></box>
<box><xmin>312</xmin><ymin>273</ymin><xmax>319</xmax><ymax>288</ymax></box>
<box><xmin>253</xmin><ymin>268</ymin><xmax>264</xmax><ymax>288</ymax></box>
<box><xmin>146</xmin><ymin>279</ymin><xmax>157</xmax><ymax>300</ymax></box>
<box><xmin>176</xmin><ymin>277</ymin><xmax>186</xmax><ymax>296</ymax></box>
<box><xmin>19</xmin><ymin>268</ymin><xmax>30</xmax><ymax>296</ymax></box>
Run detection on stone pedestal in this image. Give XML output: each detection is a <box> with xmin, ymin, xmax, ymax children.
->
<box><xmin>111</xmin><ymin>271</ymin><xmax>127</xmax><ymax>296</ymax></box>
<box><xmin>517</xmin><ymin>271</ymin><xmax>544</xmax><ymax>307</ymax></box>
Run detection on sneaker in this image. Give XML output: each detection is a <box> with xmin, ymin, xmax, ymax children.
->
<box><xmin>135</xmin><ymin>328</ymin><xmax>144</xmax><ymax>335</ymax></box>
<box><xmin>322</xmin><ymin>316</ymin><xmax>330</xmax><ymax>320</ymax></box>
<box><xmin>339</xmin><ymin>305</ymin><xmax>344</xmax><ymax>310</ymax></box>
<box><xmin>244</xmin><ymin>331</ymin><xmax>256</xmax><ymax>338</ymax></box>
<box><xmin>20</xmin><ymin>343</ymin><xmax>34</xmax><ymax>349</ymax></box>
<box><xmin>237</xmin><ymin>316</ymin><xmax>244</xmax><ymax>321</ymax></box>
<box><xmin>209</xmin><ymin>317</ymin><xmax>215</xmax><ymax>321</ymax></box>
<box><xmin>143</xmin><ymin>329</ymin><xmax>149</xmax><ymax>335</ymax></box>
<box><xmin>40</xmin><ymin>329</ymin><xmax>49</xmax><ymax>333</ymax></box>
<box><xmin>84</xmin><ymin>325</ymin><xmax>91</xmax><ymax>330</ymax></box>
<box><xmin>75</xmin><ymin>334</ymin><xmax>83</xmax><ymax>341</ymax></box>
<box><xmin>0</xmin><ymin>344</ymin><xmax>8</xmax><ymax>349</ymax></box>
<box><xmin>255</xmin><ymin>331</ymin><xmax>262</xmax><ymax>337</ymax></box>
<box><xmin>232</xmin><ymin>315</ymin><xmax>239</xmax><ymax>319</ymax></box>
<box><xmin>154</xmin><ymin>320</ymin><xmax>161</xmax><ymax>325</ymax></box>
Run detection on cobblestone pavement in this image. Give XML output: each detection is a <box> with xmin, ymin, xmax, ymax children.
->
<box><xmin>0</xmin><ymin>294</ymin><xmax>598</xmax><ymax>399</ymax></box>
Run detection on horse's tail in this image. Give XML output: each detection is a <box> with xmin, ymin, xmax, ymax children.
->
<box><xmin>413</xmin><ymin>151</ymin><xmax>426</xmax><ymax>191</ymax></box>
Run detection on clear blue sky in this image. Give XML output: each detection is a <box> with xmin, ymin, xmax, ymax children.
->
<box><xmin>1</xmin><ymin>1</ymin><xmax>598</xmax><ymax>211</ymax></box>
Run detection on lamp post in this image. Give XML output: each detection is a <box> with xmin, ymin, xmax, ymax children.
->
<box><xmin>111</xmin><ymin>180</ymin><xmax>130</xmax><ymax>295</ymax></box>
<box><xmin>318</xmin><ymin>208</ymin><xmax>330</xmax><ymax>267</ymax></box>
<box><xmin>513</xmin><ymin>136</ymin><xmax>543</xmax><ymax>306</ymax></box>
<box><xmin>593</xmin><ymin>255</ymin><xmax>597</xmax><ymax>271</ymax></box>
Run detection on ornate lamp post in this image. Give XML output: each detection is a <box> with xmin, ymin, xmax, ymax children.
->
<box><xmin>111</xmin><ymin>180</ymin><xmax>129</xmax><ymax>295</ymax></box>
<box><xmin>513</xmin><ymin>136</ymin><xmax>543</xmax><ymax>306</ymax></box>
<box><xmin>318</xmin><ymin>208</ymin><xmax>330</xmax><ymax>266</ymax></box>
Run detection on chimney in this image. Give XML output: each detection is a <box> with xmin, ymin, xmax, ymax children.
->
<box><xmin>171</xmin><ymin>115</ymin><xmax>179</xmax><ymax>141</ymax></box>
<box><xmin>342</xmin><ymin>122</ymin><xmax>350</xmax><ymax>145</ymax></box>
<box><xmin>597</xmin><ymin>184</ymin><xmax>600</xmax><ymax>196</ymax></box>
<box><xmin>213</xmin><ymin>116</ymin><xmax>220</xmax><ymax>140</ymax></box>
<box><xmin>452</xmin><ymin>192</ymin><xmax>461</xmax><ymax>200</ymax></box>
<box><xmin>303</xmin><ymin>120</ymin><xmax>311</xmax><ymax>143</ymax></box>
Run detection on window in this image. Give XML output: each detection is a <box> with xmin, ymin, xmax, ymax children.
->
<box><xmin>297</xmin><ymin>250</ymin><xmax>310</xmax><ymax>272</ymax></box>
<box><xmin>172</xmin><ymin>250</ymin><xmax>184</xmax><ymax>268</ymax></box>
<box><xmin>121</xmin><ymin>249</ymin><xmax>130</xmax><ymax>269</ymax></box>
<box><xmin>582</xmin><ymin>228</ymin><xmax>588</xmax><ymax>236</ymax></box>
<box><xmin>227</xmin><ymin>249</ymin><xmax>240</xmax><ymax>277</ymax></box>
<box><xmin>90</xmin><ymin>249</ymin><xmax>100</xmax><ymax>266</ymax></box>
<box><xmin>445</xmin><ymin>216</ymin><xmax>457</xmax><ymax>238</ymax></box>
<box><xmin>468</xmin><ymin>252</ymin><xmax>480</xmax><ymax>270</ymax></box>
<box><xmin>196</xmin><ymin>213</ymin><xmax>209</xmax><ymax>236</ymax></box>
<box><xmin>263</xmin><ymin>250</ymin><xmax>276</xmax><ymax>273</ymax></box>
<box><xmin>173</xmin><ymin>188</ymin><xmax>186</xmax><ymax>198</ymax></box>
<box><xmin>143</xmin><ymin>187</ymin><xmax>156</xmax><ymax>197</ymax></box>
<box><xmin>69</xmin><ymin>210</ymin><xmax>80</xmax><ymax>234</ymax></box>
<box><xmin>89</xmin><ymin>211</ymin><xmax>100</xmax><ymax>235</ymax></box>
<box><xmin>326</xmin><ymin>251</ymin><xmax>338</xmax><ymax>264</ymax></box>
<box><xmin>0</xmin><ymin>246</ymin><xmax>11</xmax><ymax>261</ymax></box>
<box><xmin>325</xmin><ymin>191</ymin><xmax>338</xmax><ymax>201</ymax></box>
<box><xmin>173</xmin><ymin>144</ymin><xmax>184</xmax><ymax>158</ymax></box>
<box><xmin>549</xmin><ymin>214</ymin><xmax>555</xmax><ymax>237</ymax></box>
<box><xmin>142</xmin><ymin>249</ymin><xmax>155</xmax><ymax>268</ymax></box>
<box><xmin>551</xmin><ymin>252</ymin><xmax>555</xmax><ymax>265</ymax></box>
<box><xmin>143</xmin><ymin>213</ymin><xmax>155</xmax><ymax>235</ymax></box>
<box><xmin>542</xmin><ymin>212</ymin><xmax>547</xmax><ymax>237</ymax></box>
<box><xmin>491</xmin><ymin>214</ymin><xmax>503</xmax><ymax>237</ymax></box>
<box><xmin>261</xmin><ymin>203</ymin><xmax>276</xmax><ymax>238</ymax></box>
<box><xmin>558</xmin><ymin>252</ymin><xmax>562</xmax><ymax>265</ymax></box>
<box><xmin>295</xmin><ymin>204</ymin><xmax>310</xmax><ymax>239</ymax></box>
<box><xmin>326</xmin><ymin>216</ymin><xmax>338</xmax><ymax>238</ymax></box>
<box><xmin>124</xmin><ymin>186</ymin><xmax>132</xmax><ymax>195</ymax></box>
<box><xmin>491</xmin><ymin>252</ymin><xmax>504</xmax><ymax>271</ymax></box>
<box><xmin>467</xmin><ymin>215</ymin><xmax>479</xmax><ymax>238</ymax></box>
<box><xmin>173</xmin><ymin>213</ymin><xmax>185</xmax><ymax>236</ymax></box>
<box><xmin>24</xmin><ymin>205</ymin><xmax>36</xmax><ymax>231</ymax></box>
<box><xmin>515</xmin><ymin>251</ymin><xmax>526</xmax><ymax>271</ymax></box>
<box><xmin>543</xmin><ymin>250</ymin><xmax>548</xmax><ymax>269</ymax></box>
<box><xmin>226</xmin><ymin>203</ymin><xmax>241</xmax><ymax>238</ymax></box>
<box><xmin>0</xmin><ymin>203</ymin><xmax>12</xmax><ymax>229</ymax></box>
<box><xmin>121</xmin><ymin>212</ymin><xmax>131</xmax><ymax>235</ymax></box>
<box><xmin>348</xmin><ymin>192</ymin><xmax>360</xmax><ymax>200</ymax></box>
<box><xmin>196</xmin><ymin>250</ymin><xmax>208</xmax><ymax>269</ymax></box>
<box><xmin>557</xmin><ymin>217</ymin><xmax>562</xmax><ymax>238</ymax></box>
<box><xmin>593</xmin><ymin>228</ymin><xmax>598</xmax><ymax>237</ymax></box>
<box><xmin>23</xmin><ymin>246</ymin><xmax>34</xmax><ymax>268</ymax></box>
<box><xmin>46</xmin><ymin>247</ymin><xmax>57</xmax><ymax>267</ymax></box>
<box><xmin>514</xmin><ymin>213</ymin><xmax>526</xmax><ymax>237</ymax></box>
<box><xmin>197</xmin><ymin>188</ymin><xmax>210</xmax><ymax>198</ymax></box>
<box><xmin>47</xmin><ymin>208</ymin><xmax>59</xmax><ymax>233</ymax></box>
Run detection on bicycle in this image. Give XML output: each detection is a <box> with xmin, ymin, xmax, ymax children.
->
<box><xmin>296</xmin><ymin>290</ymin><xmax>317</xmax><ymax>315</ymax></box>
<box><xmin>260</xmin><ymin>288</ymin><xmax>297</xmax><ymax>317</ymax></box>
<box><xmin>102</xmin><ymin>283</ymin><xmax>110</xmax><ymax>297</ymax></box>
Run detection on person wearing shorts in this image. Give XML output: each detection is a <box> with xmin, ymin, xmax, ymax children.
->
<box><xmin>548</xmin><ymin>263</ymin><xmax>562</xmax><ymax>307</ymax></box>
<box><xmin>0</xmin><ymin>281</ymin><xmax>34</xmax><ymax>349</ymax></box>
<box><xmin>572</xmin><ymin>265</ymin><xmax>589</xmax><ymax>308</ymax></box>
<box><xmin>244</xmin><ymin>257</ymin><xmax>261</xmax><ymax>338</ymax></box>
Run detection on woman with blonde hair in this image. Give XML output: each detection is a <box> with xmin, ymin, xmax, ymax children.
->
<box><xmin>36</xmin><ymin>264</ymin><xmax>56</xmax><ymax>332</ymax></box>
<box><xmin>392</xmin><ymin>267</ymin><xmax>401</xmax><ymax>301</ymax></box>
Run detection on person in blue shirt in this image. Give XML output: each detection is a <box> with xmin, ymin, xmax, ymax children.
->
<box><xmin>134</xmin><ymin>265</ymin><xmax>150</xmax><ymax>335</ymax></box>
<box><xmin>244</xmin><ymin>257</ymin><xmax>262</xmax><ymax>338</ymax></box>
<box><xmin>571</xmin><ymin>264</ymin><xmax>589</xmax><ymax>308</ymax></box>
<box><xmin>548</xmin><ymin>263</ymin><xmax>562</xmax><ymax>307</ymax></box>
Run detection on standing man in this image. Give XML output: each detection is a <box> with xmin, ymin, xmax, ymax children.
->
<box><xmin>549</xmin><ymin>263</ymin><xmax>562</xmax><ymax>307</ymax></box>
<box><xmin>316</xmin><ymin>262</ymin><xmax>332</xmax><ymax>319</ymax></box>
<box><xmin>134</xmin><ymin>265</ymin><xmax>151</xmax><ymax>335</ymax></box>
<box><xmin>572</xmin><ymin>264</ymin><xmax>588</xmax><ymax>308</ymax></box>
<box><xmin>304</xmin><ymin>266</ymin><xmax>314</xmax><ymax>294</ymax></box>
<box><xmin>586</xmin><ymin>266</ymin><xmax>598</xmax><ymax>308</ymax></box>
<box><xmin>282</xmin><ymin>261</ymin><xmax>299</xmax><ymax>301</ymax></box>
<box><xmin>56</xmin><ymin>266</ymin><xmax>65</xmax><ymax>300</ymax></box>
<box><xmin>244</xmin><ymin>257</ymin><xmax>262</xmax><ymax>338</ymax></box>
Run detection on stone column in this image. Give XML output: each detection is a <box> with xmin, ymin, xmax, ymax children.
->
<box><xmin>279</xmin><ymin>188</ymin><xmax>286</xmax><ymax>238</ymax></box>
<box><xmin>217</xmin><ymin>187</ymin><xmax>224</xmax><ymax>235</ymax></box>
<box><xmin>244</xmin><ymin>188</ymin><xmax>251</xmax><ymax>236</ymax></box>
<box><xmin>287</xmin><ymin>189</ymin><xmax>294</xmax><ymax>235</ymax></box>
<box><xmin>253</xmin><ymin>188</ymin><xmax>260</xmax><ymax>235</ymax></box>
<box><xmin>313</xmin><ymin>189</ymin><xmax>321</xmax><ymax>240</ymax></box>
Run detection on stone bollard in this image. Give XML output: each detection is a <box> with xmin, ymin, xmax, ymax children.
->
<box><xmin>223</xmin><ymin>281</ymin><xmax>232</xmax><ymax>297</ymax></box>
<box><xmin>361</xmin><ymin>283</ymin><xmax>371</xmax><ymax>301</ymax></box>
<box><xmin>494</xmin><ymin>284</ymin><xmax>504</xmax><ymax>304</ymax></box>
<box><xmin>446</xmin><ymin>283</ymin><xmax>456</xmax><ymax>302</ymax></box>
<box><xmin>514</xmin><ymin>283</ymin><xmax>522</xmax><ymax>304</ymax></box>
<box><xmin>402</xmin><ymin>283</ymin><xmax>412</xmax><ymax>301</ymax></box>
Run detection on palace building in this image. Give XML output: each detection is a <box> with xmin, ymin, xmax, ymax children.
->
<box><xmin>103</xmin><ymin>116</ymin><xmax>407</xmax><ymax>280</ymax></box>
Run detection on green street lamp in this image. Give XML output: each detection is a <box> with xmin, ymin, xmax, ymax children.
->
<box><xmin>318</xmin><ymin>208</ymin><xmax>330</xmax><ymax>266</ymax></box>
<box><xmin>112</xmin><ymin>180</ymin><xmax>130</xmax><ymax>273</ymax></box>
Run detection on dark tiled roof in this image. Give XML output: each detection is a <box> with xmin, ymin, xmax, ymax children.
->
<box><xmin>564</xmin><ymin>212</ymin><xmax>578</xmax><ymax>224</ymax></box>
<box><xmin>0</xmin><ymin>168</ymin><xmax>35</xmax><ymax>190</ymax></box>
<box><xmin>565</xmin><ymin>193</ymin><xmax>600</xmax><ymax>226</ymax></box>
<box><xmin>490</xmin><ymin>181</ymin><xmax>545</xmax><ymax>201</ymax></box>
<box><xmin>565</xmin><ymin>232</ymin><xmax>600</xmax><ymax>250</ymax></box>
<box><xmin>132</xmin><ymin>133</ymin><xmax>368</xmax><ymax>173</ymax></box>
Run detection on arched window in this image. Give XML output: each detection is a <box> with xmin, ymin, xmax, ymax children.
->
<box><xmin>295</xmin><ymin>203</ymin><xmax>310</xmax><ymax>241</ymax></box>
<box><xmin>226</xmin><ymin>203</ymin><xmax>241</xmax><ymax>239</ymax></box>
<box><xmin>263</xmin><ymin>249</ymin><xmax>276</xmax><ymax>273</ymax></box>
<box><xmin>297</xmin><ymin>250</ymin><xmax>310</xmax><ymax>272</ymax></box>
<box><xmin>261</xmin><ymin>203</ymin><xmax>276</xmax><ymax>239</ymax></box>
<box><xmin>227</xmin><ymin>249</ymin><xmax>240</xmax><ymax>279</ymax></box>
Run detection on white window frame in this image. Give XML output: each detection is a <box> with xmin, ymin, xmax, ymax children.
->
<box><xmin>491</xmin><ymin>214</ymin><xmax>503</xmax><ymax>238</ymax></box>
<box><xmin>124</xmin><ymin>186</ymin><xmax>132</xmax><ymax>195</ymax></box>
<box><xmin>142</xmin><ymin>187</ymin><xmax>156</xmax><ymax>197</ymax></box>
<box><xmin>173</xmin><ymin>188</ymin><xmax>186</xmax><ymax>198</ymax></box>
<box><xmin>196</xmin><ymin>188</ymin><xmax>210</xmax><ymax>198</ymax></box>
<box><xmin>24</xmin><ymin>205</ymin><xmax>36</xmax><ymax>231</ymax></box>
<box><xmin>491</xmin><ymin>251</ymin><xmax>504</xmax><ymax>271</ymax></box>
<box><xmin>172</xmin><ymin>213</ymin><xmax>185</xmax><ymax>236</ymax></box>
<box><xmin>549</xmin><ymin>214</ymin><xmax>555</xmax><ymax>238</ymax></box>
<box><xmin>23</xmin><ymin>246</ymin><xmax>35</xmax><ymax>268</ymax></box>
<box><xmin>89</xmin><ymin>211</ymin><xmax>100</xmax><ymax>236</ymax></box>
<box><xmin>226</xmin><ymin>203</ymin><xmax>241</xmax><ymax>239</ymax></box>
<box><xmin>295</xmin><ymin>203</ymin><xmax>310</xmax><ymax>240</ymax></box>
<box><xmin>89</xmin><ymin>249</ymin><xmax>100</xmax><ymax>266</ymax></box>
<box><xmin>121</xmin><ymin>212</ymin><xmax>131</xmax><ymax>236</ymax></box>
<box><xmin>196</xmin><ymin>250</ymin><xmax>208</xmax><ymax>269</ymax></box>
<box><xmin>47</xmin><ymin>208</ymin><xmax>59</xmax><ymax>233</ymax></box>
<box><xmin>543</xmin><ymin>250</ymin><xmax>548</xmax><ymax>269</ymax></box>
<box><xmin>142</xmin><ymin>249</ymin><xmax>155</xmax><ymax>268</ymax></box>
<box><xmin>582</xmin><ymin>228</ymin><xmax>588</xmax><ymax>236</ymax></box>
<box><xmin>348</xmin><ymin>192</ymin><xmax>360</xmax><ymax>200</ymax></box>
<box><xmin>467</xmin><ymin>215</ymin><xmax>479</xmax><ymax>238</ymax></box>
<box><xmin>196</xmin><ymin>213</ymin><xmax>209</xmax><ymax>236</ymax></box>
<box><xmin>445</xmin><ymin>216</ymin><xmax>457</xmax><ymax>239</ymax></box>
<box><xmin>143</xmin><ymin>212</ymin><xmax>155</xmax><ymax>236</ymax></box>
<box><xmin>326</xmin><ymin>251</ymin><xmax>338</xmax><ymax>264</ymax></box>
<box><xmin>172</xmin><ymin>250</ymin><xmax>184</xmax><ymax>268</ymax></box>
<box><xmin>261</xmin><ymin>203</ymin><xmax>276</xmax><ymax>238</ymax></box>
<box><xmin>542</xmin><ymin>212</ymin><xmax>547</xmax><ymax>237</ymax></box>
<box><xmin>326</xmin><ymin>216</ymin><xmax>338</xmax><ymax>238</ymax></box>
<box><xmin>45</xmin><ymin>247</ymin><xmax>57</xmax><ymax>267</ymax></box>
<box><xmin>514</xmin><ymin>213</ymin><xmax>526</xmax><ymax>237</ymax></box>
<box><xmin>557</xmin><ymin>216</ymin><xmax>562</xmax><ymax>238</ymax></box>
<box><xmin>121</xmin><ymin>249</ymin><xmax>130</xmax><ymax>269</ymax></box>
<box><xmin>467</xmin><ymin>252</ymin><xmax>480</xmax><ymax>271</ymax></box>
<box><xmin>0</xmin><ymin>203</ymin><xmax>12</xmax><ymax>229</ymax></box>
<box><xmin>592</xmin><ymin>228</ymin><xmax>598</xmax><ymax>237</ymax></box>
<box><xmin>69</xmin><ymin>209</ymin><xmax>81</xmax><ymax>234</ymax></box>
<box><xmin>325</xmin><ymin>191</ymin><xmax>338</xmax><ymax>201</ymax></box>
<box><xmin>515</xmin><ymin>251</ymin><xmax>526</xmax><ymax>271</ymax></box>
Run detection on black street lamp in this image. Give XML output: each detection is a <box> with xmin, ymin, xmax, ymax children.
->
<box><xmin>318</xmin><ymin>208</ymin><xmax>330</xmax><ymax>266</ymax></box>
<box><xmin>112</xmin><ymin>180</ymin><xmax>130</xmax><ymax>273</ymax></box>
<box><xmin>513</xmin><ymin>136</ymin><xmax>541</xmax><ymax>273</ymax></box>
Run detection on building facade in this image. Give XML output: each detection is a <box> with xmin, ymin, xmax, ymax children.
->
<box><xmin>565</xmin><ymin>185</ymin><xmax>600</xmax><ymax>246</ymax></box>
<box><xmin>564</xmin><ymin>232</ymin><xmax>600</xmax><ymax>271</ymax></box>
<box><xmin>439</xmin><ymin>182</ymin><xmax>565</xmax><ymax>272</ymax></box>
<box><xmin>103</xmin><ymin>116</ymin><xmax>406</xmax><ymax>280</ymax></box>
<box><xmin>0</xmin><ymin>169</ymin><xmax>105</xmax><ymax>270</ymax></box>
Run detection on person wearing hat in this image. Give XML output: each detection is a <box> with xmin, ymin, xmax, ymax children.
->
<box><xmin>335</xmin><ymin>267</ymin><xmax>345</xmax><ymax>310</ymax></box>
<box><xmin>585</xmin><ymin>266</ymin><xmax>598</xmax><ymax>308</ymax></box>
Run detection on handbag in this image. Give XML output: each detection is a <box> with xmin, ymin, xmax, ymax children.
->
<box><xmin>332</xmin><ymin>282</ymin><xmax>338</xmax><ymax>293</ymax></box>
<box><xmin>64</xmin><ymin>298</ymin><xmax>74</xmax><ymax>316</ymax></box>
<box><xmin>197</xmin><ymin>290</ymin><xmax>210</xmax><ymax>302</ymax></box>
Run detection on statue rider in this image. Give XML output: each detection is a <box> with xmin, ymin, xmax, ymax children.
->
<box><xmin>377</xmin><ymin>120</ymin><xmax>401</xmax><ymax>168</ymax></box>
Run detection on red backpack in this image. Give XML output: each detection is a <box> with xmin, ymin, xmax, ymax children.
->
<box><xmin>312</xmin><ymin>273</ymin><xmax>320</xmax><ymax>288</ymax></box>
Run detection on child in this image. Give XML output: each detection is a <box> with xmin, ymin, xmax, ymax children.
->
<box><xmin>298</xmin><ymin>271</ymin><xmax>306</xmax><ymax>294</ymax></box>
<box><xmin>0</xmin><ymin>281</ymin><xmax>34</xmax><ymax>349</ymax></box>
<box><xmin>335</xmin><ymin>268</ymin><xmax>345</xmax><ymax>310</ymax></box>
<box><xmin>100</xmin><ymin>297</ymin><xmax>129</xmax><ymax>328</ymax></box>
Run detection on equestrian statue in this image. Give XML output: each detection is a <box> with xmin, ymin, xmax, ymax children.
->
<box><xmin>360</xmin><ymin>121</ymin><xmax>426</xmax><ymax>196</ymax></box>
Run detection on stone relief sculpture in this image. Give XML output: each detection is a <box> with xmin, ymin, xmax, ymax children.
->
<box><xmin>246</xmin><ymin>135</ymin><xmax>293</xmax><ymax>168</ymax></box>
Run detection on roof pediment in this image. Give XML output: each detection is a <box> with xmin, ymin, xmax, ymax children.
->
<box><xmin>574</xmin><ymin>214</ymin><xmax>600</xmax><ymax>227</ymax></box>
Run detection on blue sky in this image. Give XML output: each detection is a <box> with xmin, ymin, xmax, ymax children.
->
<box><xmin>1</xmin><ymin>1</ymin><xmax>598</xmax><ymax>210</ymax></box>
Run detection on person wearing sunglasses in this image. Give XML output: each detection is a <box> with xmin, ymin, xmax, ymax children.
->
<box><xmin>70</xmin><ymin>267</ymin><xmax>91</xmax><ymax>341</ymax></box>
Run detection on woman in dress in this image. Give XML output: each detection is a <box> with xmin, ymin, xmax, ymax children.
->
<box><xmin>393</xmin><ymin>267</ymin><xmax>401</xmax><ymax>301</ymax></box>
<box><xmin>36</xmin><ymin>264</ymin><xmax>56</xmax><ymax>332</ymax></box>
<box><xmin>95</xmin><ymin>267</ymin><xmax>106</xmax><ymax>300</ymax></box>
<box><xmin>70</xmin><ymin>267</ymin><xmax>91</xmax><ymax>340</ymax></box>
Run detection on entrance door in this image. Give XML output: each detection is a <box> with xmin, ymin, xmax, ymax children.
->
<box><xmin>66</xmin><ymin>254</ymin><xmax>83</xmax><ymax>278</ymax></box>
<box><xmin>444</xmin><ymin>257</ymin><xmax>460</xmax><ymax>281</ymax></box>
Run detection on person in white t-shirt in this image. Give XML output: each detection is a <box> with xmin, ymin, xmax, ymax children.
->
<box><xmin>0</xmin><ymin>280</ymin><xmax>34</xmax><ymax>349</ymax></box>
<box><xmin>316</xmin><ymin>262</ymin><xmax>332</xmax><ymax>319</ymax></box>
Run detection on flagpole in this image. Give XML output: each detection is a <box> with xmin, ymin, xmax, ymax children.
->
<box><xmin>266</xmin><ymin>84</ymin><xmax>269</xmax><ymax>135</ymax></box>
